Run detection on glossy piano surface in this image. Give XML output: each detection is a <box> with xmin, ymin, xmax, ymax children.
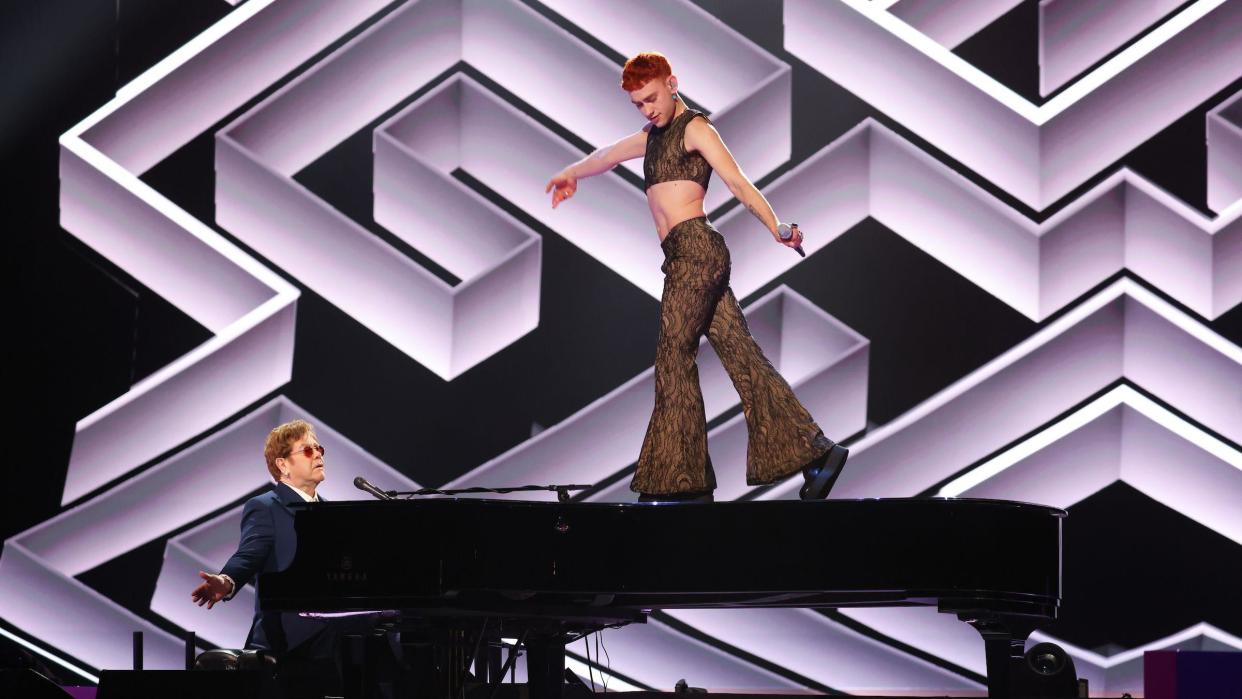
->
<box><xmin>260</xmin><ymin>497</ymin><xmax>1063</xmax><ymax>618</ymax></box>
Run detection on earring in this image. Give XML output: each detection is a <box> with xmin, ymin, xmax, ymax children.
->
<box><xmin>672</xmin><ymin>92</ymin><xmax>680</xmax><ymax>102</ymax></box>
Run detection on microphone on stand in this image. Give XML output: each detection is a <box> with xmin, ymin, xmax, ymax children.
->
<box><xmin>354</xmin><ymin>476</ymin><xmax>395</xmax><ymax>501</ymax></box>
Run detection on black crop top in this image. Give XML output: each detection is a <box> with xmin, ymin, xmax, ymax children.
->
<box><xmin>643</xmin><ymin>108</ymin><xmax>712</xmax><ymax>191</ymax></box>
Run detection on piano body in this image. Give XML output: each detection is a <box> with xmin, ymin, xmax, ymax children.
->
<box><xmin>260</xmin><ymin>498</ymin><xmax>1065</xmax><ymax>698</ymax></box>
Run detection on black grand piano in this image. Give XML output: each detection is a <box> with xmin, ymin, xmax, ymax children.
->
<box><xmin>260</xmin><ymin>498</ymin><xmax>1065</xmax><ymax>698</ymax></box>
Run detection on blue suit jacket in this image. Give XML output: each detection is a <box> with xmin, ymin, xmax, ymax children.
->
<box><xmin>221</xmin><ymin>482</ymin><xmax>327</xmax><ymax>653</ymax></box>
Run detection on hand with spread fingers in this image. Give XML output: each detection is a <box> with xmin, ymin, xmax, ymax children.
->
<box><xmin>545</xmin><ymin>170</ymin><xmax>578</xmax><ymax>209</ymax></box>
<box><xmin>191</xmin><ymin>570</ymin><xmax>233</xmax><ymax>609</ymax></box>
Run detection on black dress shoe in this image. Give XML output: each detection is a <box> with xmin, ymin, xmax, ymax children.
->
<box><xmin>799</xmin><ymin>443</ymin><xmax>849</xmax><ymax>500</ymax></box>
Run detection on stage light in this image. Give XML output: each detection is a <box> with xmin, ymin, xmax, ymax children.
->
<box><xmin>1019</xmin><ymin>641</ymin><xmax>1079</xmax><ymax>697</ymax></box>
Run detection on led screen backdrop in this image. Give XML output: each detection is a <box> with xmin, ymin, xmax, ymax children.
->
<box><xmin>6</xmin><ymin>0</ymin><xmax>1242</xmax><ymax>695</ymax></box>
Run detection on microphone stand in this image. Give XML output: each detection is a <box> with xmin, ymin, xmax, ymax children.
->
<box><xmin>390</xmin><ymin>484</ymin><xmax>594</xmax><ymax>503</ymax></box>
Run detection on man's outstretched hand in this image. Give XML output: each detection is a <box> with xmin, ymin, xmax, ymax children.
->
<box><xmin>191</xmin><ymin>571</ymin><xmax>233</xmax><ymax>609</ymax></box>
<box><xmin>545</xmin><ymin>170</ymin><xmax>577</xmax><ymax>209</ymax></box>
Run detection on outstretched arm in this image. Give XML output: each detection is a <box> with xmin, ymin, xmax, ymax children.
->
<box><xmin>192</xmin><ymin>498</ymin><xmax>274</xmax><ymax>608</ymax></box>
<box><xmin>684</xmin><ymin>117</ymin><xmax>802</xmax><ymax>250</ymax></box>
<box><xmin>191</xmin><ymin>571</ymin><xmax>233</xmax><ymax>609</ymax></box>
<box><xmin>546</xmin><ymin>129</ymin><xmax>648</xmax><ymax>208</ymax></box>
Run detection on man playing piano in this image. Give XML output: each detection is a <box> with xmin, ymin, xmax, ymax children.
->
<box><xmin>546</xmin><ymin>52</ymin><xmax>849</xmax><ymax>501</ymax></box>
<box><xmin>190</xmin><ymin>420</ymin><xmax>376</xmax><ymax>691</ymax></box>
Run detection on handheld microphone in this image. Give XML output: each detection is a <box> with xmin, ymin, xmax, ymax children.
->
<box><xmin>353</xmin><ymin>476</ymin><xmax>394</xmax><ymax>501</ymax></box>
<box><xmin>778</xmin><ymin>223</ymin><xmax>806</xmax><ymax>258</ymax></box>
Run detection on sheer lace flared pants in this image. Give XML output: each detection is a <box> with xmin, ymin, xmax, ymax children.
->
<box><xmin>631</xmin><ymin>217</ymin><xmax>832</xmax><ymax>495</ymax></box>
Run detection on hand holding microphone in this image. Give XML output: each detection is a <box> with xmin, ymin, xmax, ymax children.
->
<box><xmin>777</xmin><ymin>222</ymin><xmax>806</xmax><ymax>257</ymax></box>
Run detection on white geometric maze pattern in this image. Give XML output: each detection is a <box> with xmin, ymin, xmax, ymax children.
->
<box><xmin>825</xmin><ymin>379</ymin><xmax>1242</xmax><ymax>695</ymax></box>
<box><xmin>710</xmin><ymin>117</ymin><xmax>1242</xmax><ymax>321</ymax></box>
<box><xmin>216</xmin><ymin>0</ymin><xmax>793</xmax><ymax>379</ymax></box>
<box><xmin>790</xmin><ymin>0</ymin><xmax>1242</xmax><ymax>209</ymax></box>
<box><xmin>7</xmin><ymin>1</ymin><xmax>1242</xmax><ymax>696</ymax></box>
<box><xmin>764</xmin><ymin>280</ymin><xmax>1242</xmax><ymax>501</ymax></box>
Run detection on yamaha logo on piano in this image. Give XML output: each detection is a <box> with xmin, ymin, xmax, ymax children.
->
<box><xmin>326</xmin><ymin>555</ymin><xmax>367</xmax><ymax>582</ymax></box>
<box><xmin>325</xmin><ymin>571</ymin><xmax>367</xmax><ymax>583</ymax></box>
<box><xmin>326</xmin><ymin>570</ymin><xmax>368</xmax><ymax>583</ymax></box>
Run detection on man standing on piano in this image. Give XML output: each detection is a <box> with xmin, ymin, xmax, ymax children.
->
<box><xmin>545</xmin><ymin>52</ymin><xmax>849</xmax><ymax>501</ymax></box>
<box><xmin>190</xmin><ymin>420</ymin><xmax>376</xmax><ymax>688</ymax></box>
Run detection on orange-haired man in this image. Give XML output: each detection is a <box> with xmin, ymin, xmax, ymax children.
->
<box><xmin>546</xmin><ymin>52</ymin><xmax>848</xmax><ymax>501</ymax></box>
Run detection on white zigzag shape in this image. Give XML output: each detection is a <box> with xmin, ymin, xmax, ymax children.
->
<box><xmin>53</xmin><ymin>0</ymin><xmax>402</xmax><ymax>505</ymax></box>
<box><xmin>717</xmin><ymin>116</ymin><xmax>1242</xmax><ymax>321</ymax></box>
<box><xmin>884</xmin><ymin>0</ymin><xmax>1186</xmax><ymax>96</ymax></box>
<box><xmin>941</xmin><ymin>384</ymin><xmax>1242</xmax><ymax>522</ymax></box>
<box><xmin>53</xmin><ymin>0</ymin><xmax>377</xmax><ymax>505</ymax></box>
<box><xmin>837</xmin><ymin>383</ymin><xmax>1242</xmax><ymax>692</ymax></box>
<box><xmin>762</xmin><ymin>278</ymin><xmax>1242</xmax><ymax>501</ymax></box>
<box><xmin>787</xmin><ymin>0</ymin><xmax>1242</xmax><ymax>209</ymax></box>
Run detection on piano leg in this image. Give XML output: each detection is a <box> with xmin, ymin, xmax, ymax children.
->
<box><xmin>525</xmin><ymin>633</ymin><xmax>567</xmax><ymax>699</ymax></box>
<box><xmin>472</xmin><ymin>624</ymin><xmax>503</xmax><ymax>684</ymax></box>
<box><xmin>959</xmin><ymin>612</ymin><xmax>1045</xmax><ymax>699</ymax></box>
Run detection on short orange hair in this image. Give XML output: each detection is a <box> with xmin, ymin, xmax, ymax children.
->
<box><xmin>621</xmin><ymin>52</ymin><xmax>672</xmax><ymax>92</ymax></box>
<box><xmin>264</xmin><ymin>419</ymin><xmax>314</xmax><ymax>482</ymax></box>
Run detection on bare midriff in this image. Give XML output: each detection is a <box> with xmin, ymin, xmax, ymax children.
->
<box><xmin>647</xmin><ymin>180</ymin><xmax>707</xmax><ymax>241</ymax></box>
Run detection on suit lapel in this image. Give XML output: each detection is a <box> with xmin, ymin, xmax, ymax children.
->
<box><xmin>274</xmin><ymin>482</ymin><xmax>307</xmax><ymax>508</ymax></box>
<box><xmin>274</xmin><ymin>482</ymin><xmax>325</xmax><ymax>506</ymax></box>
